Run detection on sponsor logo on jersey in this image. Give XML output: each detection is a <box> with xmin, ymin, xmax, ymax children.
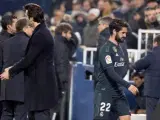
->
<box><xmin>105</xmin><ymin>55</ymin><xmax>112</xmax><ymax>64</ymax></box>
<box><xmin>114</xmin><ymin>62</ymin><xmax>125</xmax><ymax>67</ymax></box>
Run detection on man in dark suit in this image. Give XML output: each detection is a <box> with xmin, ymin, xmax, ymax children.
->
<box><xmin>0</xmin><ymin>3</ymin><xmax>59</xmax><ymax>120</ymax></box>
<box><xmin>0</xmin><ymin>14</ymin><xmax>17</xmax><ymax>118</ymax></box>
<box><xmin>133</xmin><ymin>35</ymin><xmax>160</xmax><ymax>120</ymax></box>
<box><xmin>54</xmin><ymin>23</ymin><xmax>73</xmax><ymax>120</ymax></box>
<box><xmin>0</xmin><ymin>14</ymin><xmax>17</xmax><ymax>71</ymax></box>
<box><xmin>0</xmin><ymin>18</ymin><xmax>33</xmax><ymax>120</ymax></box>
<box><xmin>94</xmin><ymin>16</ymin><xmax>112</xmax><ymax>82</ymax></box>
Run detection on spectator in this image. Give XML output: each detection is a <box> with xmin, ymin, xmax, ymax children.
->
<box><xmin>144</xmin><ymin>7</ymin><xmax>159</xmax><ymax>29</ymax></box>
<box><xmin>128</xmin><ymin>0</ymin><xmax>146</xmax><ymax>33</ymax></box>
<box><xmin>97</xmin><ymin>0</ymin><xmax>114</xmax><ymax>17</ymax></box>
<box><xmin>51</xmin><ymin>9</ymin><xmax>64</xmax><ymax>26</ymax></box>
<box><xmin>72</xmin><ymin>11</ymin><xmax>87</xmax><ymax>41</ymax></box>
<box><xmin>155</xmin><ymin>5</ymin><xmax>160</xmax><ymax>24</ymax></box>
<box><xmin>54</xmin><ymin>22</ymin><xmax>73</xmax><ymax>120</ymax></box>
<box><xmin>13</xmin><ymin>10</ymin><xmax>25</xmax><ymax>19</ymax></box>
<box><xmin>83</xmin><ymin>8</ymin><xmax>100</xmax><ymax>47</ymax></box>
<box><xmin>146</xmin><ymin>0</ymin><xmax>158</xmax><ymax>8</ymax></box>
<box><xmin>82</xmin><ymin>0</ymin><xmax>92</xmax><ymax>12</ymax></box>
<box><xmin>131</xmin><ymin>72</ymin><xmax>146</xmax><ymax>114</ymax></box>
<box><xmin>111</xmin><ymin>0</ymin><xmax>133</xmax><ymax>21</ymax></box>
<box><xmin>72</xmin><ymin>1</ymin><xmax>82</xmax><ymax>11</ymax></box>
<box><xmin>59</xmin><ymin>2</ymin><xmax>66</xmax><ymax>13</ymax></box>
<box><xmin>60</xmin><ymin>14</ymin><xmax>79</xmax><ymax>61</ymax></box>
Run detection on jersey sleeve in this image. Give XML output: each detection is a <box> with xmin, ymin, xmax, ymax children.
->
<box><xmin>99</xmin><ymin>48</ymin><xmax>130</xmax><ymax>88</ymax></box>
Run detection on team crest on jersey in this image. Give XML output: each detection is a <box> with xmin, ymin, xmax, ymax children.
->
<box><xmin>120</xmin><ymin>57</ymin><xmax>124</xmax><ymax>61</ymax></box>
<box><xmin>105</xmin><ymin>55</ymin><xmax>112</xmax><ymax>64</ymax></box>
<box><xmin>100</xmin><ymin>112</ymin><xmax>104</xmax><ymax>117</ymax></box>
<box><xmin>112</xmin><ymin>46</ymin><xmax>117</xmax><ymax>53</ymax></box>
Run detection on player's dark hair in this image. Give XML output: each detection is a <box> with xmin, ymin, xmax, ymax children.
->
<box><xmin>154</xmin><ymin>35</ymin><xmax>160</xmax><ymax>46</ymax></box>
<box><xmin>23</xmin><ymin>3</ymin><xmax>44</xmax><ymax>23</ymax></box>
<box><xmin>55</xmin><ymin>22</ymin><xmax>72</xmax><ymax>35</ymax></box>
<box><xmin>109</xmin><ymin>19</ymin><xmax>128</xmax><ymax>35</ymax></box>
<box><xmin>1</xmin><ymin>15</ymin><xmax>17</xmax><ymax>30</ymax></box>
<box><xmin>98</xmin><ymin>16</ymin><xmax>112</xmax><ymax>25</ymax></box>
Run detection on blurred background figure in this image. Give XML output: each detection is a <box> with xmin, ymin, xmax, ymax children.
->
<box><xmin>82</xmin><ymin>0</ymin><xmax>93</xmax><ymax>12</ymax></box>
<box><xmin>131</xmin><ymin>72</ymin><xmax>146</xmax><ymax>114</ymax></box>
<box><xmin>13</xmin><ymin>10</ymin><xmax>25</xmax><ymax>19</ymax></box>
<box><xmin>51</xmin><ymin>9</ymin><xmax>64</xmax><ymax>26</ymax></box>
<box><xmin>83</xmin><ymin>8</ymin><xmax>100</xmax><ymax>47</ymax></box>
<box><xmin>54</xmin><ymin>23</ymin><xmax>73</xmax><ymax>120</ymax></box>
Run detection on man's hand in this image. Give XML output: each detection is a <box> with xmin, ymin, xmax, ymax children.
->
<box><xmin>128</xmin><ymin>85</ymin><xmax>139</xmax><ymax>95</ymax></box>
<box><xmin>0</xmin><ymin>66</ymin><xmax>12</xmax><ymax>80</ymax></box>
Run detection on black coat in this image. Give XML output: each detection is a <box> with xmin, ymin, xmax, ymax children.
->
<box><xmin>54</xmin><ymin>34</ymin><xmax>71</xmax><ymax>92</ymax></box>
<box><xmin>134</xmin><ymin>46</ymin><xmax>160</xmax><ymax>98</ymax></box>
<box><xmin>97</xmin><ymin>28</ymin><xmax>110</xmax><ymax>50</ymax></box>
<box><xmin>0</xmin><ymin>32</ymin><xmax>29</xmax><ymax>102</ymax></box>
<box><xmin>0</xmin><ymin>31</ymin><xmax>14</xmax><ymax>72</ymax></box>
<box><xmin>9</xmin><ymin>22</ymin><xmax>59</xmax><ymax>111</ymax></box>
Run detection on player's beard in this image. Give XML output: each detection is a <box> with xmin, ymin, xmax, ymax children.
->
<box><xmin>115</xmin><ymin>34</ymin><xmax>125</xmax><ymax>43</ymax></box>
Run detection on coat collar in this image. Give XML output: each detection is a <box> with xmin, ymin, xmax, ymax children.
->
<box><xmin>100</xmin><ymin>28</ymin><xmax>109</xmax><ymax>37</ymax></box>
<box><xmin>32</xmin><ymin>22</ymin><xmax>46</xmax><ymax>35</ymax></box>
<box><xmin>153</xmin><ymin>46</ymin><xmax>160</xmax><ymax>51</ymax></box>
<box><xmin>0</xmin><ymin>30</ymin><xmax>14</xmax><ymax>37</ymax></box>
<box><xmin>55</xmin><ymin>34</ymin><xmax>68</xmax><ymax>43</ymax></box>
<box><xmin>15</xmin><ymin>31</ymin><xmax>30</xmax><ymax>38</ymax></box>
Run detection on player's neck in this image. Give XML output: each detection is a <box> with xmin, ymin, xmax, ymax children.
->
<box><xmin>109</xmin><ymin>36</ymin><xmax>118</xmax><ymax>46</ymax></box>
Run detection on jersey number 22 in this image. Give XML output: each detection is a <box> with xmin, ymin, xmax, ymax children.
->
<box><xmin>100</xmin><ymin>102</ymin><xmax>111</xmax><ymax>112</ymax></box>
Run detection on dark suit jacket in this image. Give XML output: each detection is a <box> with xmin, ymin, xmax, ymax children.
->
<box><xmin>9</xmin><ymin>22</ymin><xmax>59</xmax><ymax>111</ymax></box>
<box><xmin>54</xmin><ymin>34</ymin><xmax>71</xmax><ymax>92</ymax></box>
<box><xmin>0</xmin><ymin>31</ymin><xmax>14</xmax><ymax>72</ymax></box>
<box><xmin>134</xmin><ymin>46</ymin><xmax>160</xmax><ymax>98</ymax></box>
<box><xmin>0</xmin><ymin>32</ymin><xmax>29</xmax><ymax>102</ymax></box>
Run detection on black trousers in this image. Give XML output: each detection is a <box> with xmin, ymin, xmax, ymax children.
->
<box><xmin>146</xmin><ymin>96</ymin><xmax>160</xmax><ymax>120</ymax></box>
<box><xmin>1</xmin><ymin>100</ymin><xmax>27</xmax><ymax>120</ymax></box>
<box><xmin>0</xmin><ymin>102</ymin><xmax>2</xmax><ymax>118</ymax></box>
<box><xmin>28</xmin><ymin>109</ymin><xmax>51</xmax><ymax>120</ymax></box>
<box><xmin>55</xmin><ymin>91</ymin><xmax>69</xmax><ymax>120</ymax></box>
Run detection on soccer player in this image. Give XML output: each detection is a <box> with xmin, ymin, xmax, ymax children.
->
<box><xmin>94</xmin><ymin>19</ymin><xmax>138</xmax><ymax>120</ymax></box>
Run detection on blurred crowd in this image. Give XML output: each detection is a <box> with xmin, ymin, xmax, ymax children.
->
<box><xmin>1</xmin><ymin>0</ymin><xmax>160</xmax><ymax>50</ymax></box>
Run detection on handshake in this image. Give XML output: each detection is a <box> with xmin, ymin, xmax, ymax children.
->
<box><xmin>0</xmin><ymin>66</ymin><xmax>12</xmax><ymax>80</ymax></box>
